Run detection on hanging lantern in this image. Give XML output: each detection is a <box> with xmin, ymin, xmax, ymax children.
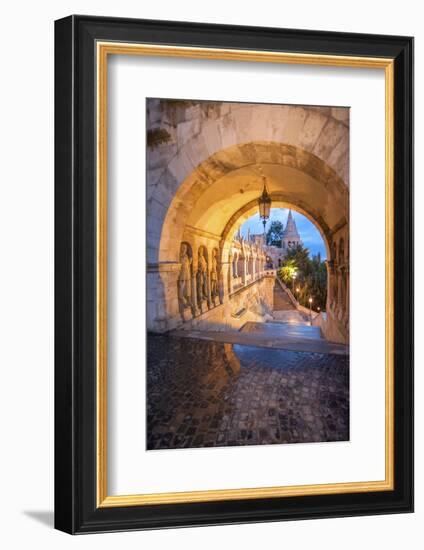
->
<box><xmin>258</xmin><ymin>176</ymin><xmax>271</xmax><ymax>232</ymax></box>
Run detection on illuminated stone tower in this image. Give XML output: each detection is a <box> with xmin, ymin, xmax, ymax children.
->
<box><xmin>281</xmin><ymin>210</ymin><xmax>301</xmax><ymax>253</ymax></box>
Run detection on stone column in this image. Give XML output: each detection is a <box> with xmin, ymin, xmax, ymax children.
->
<box><xmin>227</xmin><ymin>252</ymin><xmax>233</xmax><ymax>295</ymax></box>
<box><xmin>325</xmin><ymin>260</ymin><xmax>335</xmax><ymax>314</ymax></box>
<box><xmin>206</xmin><ymin>268</ymin><xmax>212</xmax><ymax>308</ymax></box>
<box><xmin>218</xmin><ymin>263</ymin><xmax>224</xmax><ymax>304</ymax></box>
<box><xmin>332</xmin><ymin>264</ymin><xmax>339</xmax><ymax>314</ymax></box>
<box><xmin>191</xmin><ymin>258</ymin><xmax>199</xmax><ymax>317</ymax></box>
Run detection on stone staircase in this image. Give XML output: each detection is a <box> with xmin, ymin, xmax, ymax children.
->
<box><xmin>241</xmin><ymin>321</ymin><xmax>322</xmax><ymax>341</ymax></box>
<box><xmin>170</xmin><ymin>281</ymin><xmax>348</xmax><ymax>356</ymax></box>
<box><xmin>272</xmin><ymin>309</ymin><xmax>309</xmax><ymax>324</ymax></box>
<box><xmin>172</xmin><ymin>314</ymin><xmax>348</xmax><ymax>355</ymax></box>
<box><xmin>273</xmin><ymin>283</ymin><xmax>295</xmax><ymax>310</ymax></box>
<box><xmin>272</xmin><ymin>283</ymin><xmax>309</xmax><ymax>325</ymax></box>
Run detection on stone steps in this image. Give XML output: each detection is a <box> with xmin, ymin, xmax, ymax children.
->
<box><xmin>172</xmin><ymin>325</ymin><xmax>348</xmax><ymax>356</ymax></box>
<box><xmin>241</xmin><ymin>321</ymin><xmax>322</xmax><ymax>340</ymax></box>
<box><xmin>273</xmin><ymin>284</ymin><xmax>296</xmax><ymax>311</ymax></box>
<box><xmin>272</xmin><ymin>309</ymin><xmax>309</xmax><ymax>325</ymax></box>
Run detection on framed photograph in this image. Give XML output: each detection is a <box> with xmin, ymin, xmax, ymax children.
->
<box><xmin>54</xmin><ymin>15</ymin><xmax>413</xmax><ymax>533</ymax></box>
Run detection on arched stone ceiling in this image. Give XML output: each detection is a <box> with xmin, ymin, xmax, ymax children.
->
<box><xmin>185</xmin><ymin>163</ymin><xmax>347</xmax><ymax>239</ymax></box>
<box><xmin>156</xmin><ymin>142</ymin><xmax>348</xmax><ymax>264</ymax></box>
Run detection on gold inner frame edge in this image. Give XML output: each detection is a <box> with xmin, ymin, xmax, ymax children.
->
<box><xmin>96</xmin><ymin>41</ymin><xmax>395</xmax><ymax>508</ymax></box>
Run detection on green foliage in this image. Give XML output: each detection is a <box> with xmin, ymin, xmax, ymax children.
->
<box><xmin>284</xmin><ymin>243</ymin><xmax>310</xmax><ymax>271</ymax></box>
<box><xmin>266</xmin><ymin>221</ymin><xmax>284</xmax><ymax>247</ymax></box>
<box><xmin>277</xmin><ymin>244</ymin><xmax>327</xmax><ymax>311</ymax></box>
<box><xmin>277</xmin><ymin>259</ymin><xmax>297</xmax><ymax>285</ymax></box>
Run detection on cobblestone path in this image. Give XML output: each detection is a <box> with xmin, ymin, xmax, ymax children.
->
<box><xmin>147</xmin><ymin>334</ymin><xmax>349</xmax><ymax>450</ymax></box>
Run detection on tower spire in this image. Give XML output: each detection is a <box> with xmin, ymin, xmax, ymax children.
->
<box><xmin>281</xmin><ymin>209</ymin><xmax>301</xmax><ymax>251</ymax></box>
<box><xmin>283</xmin><ymin>209</ymin><xmax>300</xmax><ymax>238</ymax></box>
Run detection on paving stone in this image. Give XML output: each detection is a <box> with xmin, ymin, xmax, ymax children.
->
<box><xmin>146</xmin><ymin>334</ymin><xmax>349</xmax><ymax>450</ymax></box>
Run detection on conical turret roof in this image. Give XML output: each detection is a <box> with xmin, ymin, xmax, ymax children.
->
<box><xmin>282</xmin><ymin>210</ymin><xmax>300</xmax><ymax>239</ymax></box>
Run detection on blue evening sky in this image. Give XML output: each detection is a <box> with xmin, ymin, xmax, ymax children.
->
<box><xmin>240</xmin><ymin>207</ymin><xmax>326</xmax><ymax>259</ymax></box>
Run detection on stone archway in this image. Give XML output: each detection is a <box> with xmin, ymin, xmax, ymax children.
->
<box><xmin>220</xmin><ymin>197</ymin><xmax>331</xmax><ymax>260</ymax></box>
<box><xmin>147</xmin><ymin>140</ymin><xmax>349</xmax><ymax>343</ymax></box>
<box><xmin>153</xmin><ymin>141</ymin><xmax>348</xmax><ymax>264</ymax></box>
<box><xmin>147</xmin><ymin>99</ymin><xmax>349</xmax><ymax>266</ymax></box>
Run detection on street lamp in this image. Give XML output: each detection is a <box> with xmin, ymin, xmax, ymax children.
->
<box><xmin>258</xmin><ymin>176</ymin><xmax>271</xmax><ymax>234</ymax></box>
<box><xmin>291</xmin><ymin>271</ymin><xmax>297</xmax><ymax>294</ymax></box>
<box><xmin>308</xmin><ymin>297</ymin><xmax>313</xmax><ymax>325</ymax></box>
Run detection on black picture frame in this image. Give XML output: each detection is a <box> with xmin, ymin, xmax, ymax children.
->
<box><xmin>55</xmin><ymin>15</ymin><xmax>414</xmax><ymax>534</ymax></box>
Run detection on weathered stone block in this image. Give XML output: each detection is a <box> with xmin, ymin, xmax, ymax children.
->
<box><xmin>177</xmin><ymin>118</ymin><xmax>201</xmax><ymax>148</ymax></box>
<box><xmin>147</xmin><ymin>143</ymin><xmax>177</xmax><ymax>170</ymax></box>
<box><xmin>331</xmin><ymin>107</ymin><xmax>350</xmax><ymax>126</ymax></box>
<box><xmin>312</xmin><ymin>118</ymin><xmax>346</xmax><ymax>166</ymax></box>
<box><xmin>278</xmin><ymin>106</ymin><xmax>308</xmax><ymax>145</ymax></box>
<box><xmin>217</xmin><ymin>114</ymin><xmax>238</xmax><ymax>149</ymax></box>
<box><xmin>201</xmin><ymin>119</ymin><xmax>223</xmax><ymax>157</ymax></box>
<box><xmin>298</xmin><ymin>110</ymin><xmax>328</xmax><ymax>151</ymax></box>
<box><xmin>167</xmin><ymin>148</ymin><xmax>195</xmax><ymax>184</ymax></box>
<box><xmin>326</xmin><ymin>138</ymin><xmax>350</xmax><ymax>184</ymax></box>
<box><xmin>184</xmin><ymin>134</ymin><xmax>209</xmax><ymax>170</ymax></box>
<box><xmin>147</xmin><ymin>166</ymin><xmax>165</xmax><ymax>189</ymax></box>
<box><xmin>184</xmin><ymin>104</ymin><xmax>202</xmax><ymax>121</ymax></box>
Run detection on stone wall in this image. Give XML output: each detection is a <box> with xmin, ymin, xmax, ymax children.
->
<box><xmin>147</xmin><ymin>101</ymin><xmax>348</xmax><ymax>269</ymax></box>
<box><xmin>147</xmin><ymin>231</ymin><xmax>271</xmax><ymax>333</ymax></box>
<box><xmin>325</xmin><ymin>223</ymin><xmax>349</xmax><ymax>343</ymax></box>
<box><xmin>181</xmin><ymin>274</ymin><xmax>275</xmax><ymax>332</ymax></box>
<box><xmin>147</xmin><ymin>99</ymin><xmax>349</xmax><ymax>188</ymax></box>
<box><xmin>146</xmin><ymin>99</ymin><xmax>350</xmax><ymax>342</ymax></box>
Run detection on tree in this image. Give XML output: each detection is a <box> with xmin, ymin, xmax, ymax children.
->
<box><xmin>278</xmin><ymin>259</ymin><xmax>297</xmax><ymax>285</ymax></box>
<box><xmin>284</xmin><ymin>243</ymin><xmax>310</xmax><ymax>273</ymax></box>
<box><xmin>266</xmin><ymin>221</ymin><xmax>284</xmax><ymax>247</ymax></box>
<box><xmin>277</xmin><ymin>244</ymin><xmax>328</xmax><ymax>311</ymax></box>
